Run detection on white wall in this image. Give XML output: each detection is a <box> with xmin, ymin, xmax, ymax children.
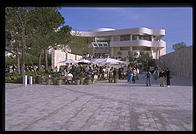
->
<box><xmin>51</xmin><ymin>50</ymin><xmax>82</xmax><ymax>70</ymax></box>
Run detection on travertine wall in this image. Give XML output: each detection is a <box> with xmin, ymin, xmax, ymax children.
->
<box><xmin>51</xmin><ymin>50</ymin><xmax>82</xmax><ymax>70</ymax></box>
<box><xmin>157</xmin><ymin>46</ymin><xmax>192</xmax><ymax>78</ymax></box>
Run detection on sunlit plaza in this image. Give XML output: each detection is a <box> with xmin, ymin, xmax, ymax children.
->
<box><xmin>5</xmin><ymin>75</ymin><xmax>192</xmax><ymax>131</ymax></box>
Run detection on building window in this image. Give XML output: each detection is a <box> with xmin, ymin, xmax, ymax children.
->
<box><xmin>120</xmin><ymin>35</ymin><xmax>130</xmax><ymax>41</ymax></box>
<box><xmin>120</xmin><ymin>47</ymin><xmax>129</xmax><ymax>51</ymax></box>
<box><xmin>132</xmin><ymin>35</ymin><xmax>138</xmax><ymax>40</ymax></box>
<box><xmin>132</xmin><ymin>47</ymin><xmax>140</xmax><ymax>51</ymax></box>
<box><xmin>132</xmin><ymin>35</ymin><xmax>152</xmax><ymax>41</ymax></box>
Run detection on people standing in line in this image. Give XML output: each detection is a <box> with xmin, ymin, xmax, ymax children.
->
<box><xmin>132</xmin><ymin>67</ymin><xmax>137</xmax><ymax>83</ymax></box>
<box><xmin>127</xmin><ymin>67</ymin><xmax>133</xmax><ymax>83</ymax></box>
<box><xmin>165</xmin><ymin>67</ymin><xmax>171</xmax><ymax>87</ymax></box>
<box><xmin>153</xmin><ymin>66</ymin><xmax>159</xmax><ymax>80</ymax></box>
<box><xmin>145</xmin><ymin>69</ymin><xmax>152</xmax><ymax>86</ymax></box>
<box><xmin>159</xmin><ymin>69</ymin><xmax>165</xmax><ymax>87</ymax></box>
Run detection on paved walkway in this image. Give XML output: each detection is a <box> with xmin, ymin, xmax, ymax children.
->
<box><xmin>5</xmin><ymin>75</ymin><xmax>193</xmax><ymax>131</ymax></box>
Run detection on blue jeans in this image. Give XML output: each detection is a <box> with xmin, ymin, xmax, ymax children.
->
<box><xmin>128</xmin><ymin>75</ymin><xmax>133</xmax><ymax>83</ymax></box>
<box><xmin>146</xmin><ymin>77</ymin><xmax>151</xmax><ymax>86</ymax></box>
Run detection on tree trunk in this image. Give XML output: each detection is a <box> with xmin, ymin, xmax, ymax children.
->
<box><xmin>38</xmin><ymin>53</ymin><xmax>42</xmax><ymax>71</ymax></box>
<box><xmin>44</xmin><ymin>49</ymin><xmax>48</xmax><ymax>72</ymax></box>
<box><xmin>21</xmin><ymin>28</ymin><xmax>26</xmax><ymax>77</ymax></box>
<box><xmin>16</xmin><ymin>46</ymin><xmax>20</xmax><ymax>74</ymax></box>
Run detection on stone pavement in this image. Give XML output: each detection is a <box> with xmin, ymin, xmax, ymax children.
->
<box><xmin>5</xmin><ymin>75</ymin><xmax>193</xmax><ymax>131</ymax></box>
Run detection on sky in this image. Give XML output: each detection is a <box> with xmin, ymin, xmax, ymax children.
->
<box><xmin>59</xmin><ymin>7</ymin><xmax>192</xmax><ymax>54</ymax></box>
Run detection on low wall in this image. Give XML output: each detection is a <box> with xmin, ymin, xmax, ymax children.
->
<box><xmin>157</xmin><ymin>46</ymin><xmax>192</xmax><ymax>78</ymax></box>
<box><xmin>51</xmin><ymin>50</ymin><xmax>82</xmax><ymax>70</ymax></box>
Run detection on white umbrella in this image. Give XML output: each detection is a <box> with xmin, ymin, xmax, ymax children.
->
<box><xmin>59</xmin><ymin>59</ymin><xmax>78</xmax><ymax>64</ymax></box>
<box><xmin>78</xmin><ymin>59</ymin><xmax>91</xmax><ymax>64</ymax></box>
<box><xmin>90</xmin><ymin>58</ymin><xmax>105</xmax><ymax>64</ymax></box>
<box><xmin>100</xmin><ymin>58</ymin><xmax>123</xmax><ymax>65</ymax></box>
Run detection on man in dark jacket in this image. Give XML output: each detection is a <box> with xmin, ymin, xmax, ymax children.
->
<box><xmin>165</xmin><ymin>67</ymin><xmax>171</xmax><ymax>87</ymax></box>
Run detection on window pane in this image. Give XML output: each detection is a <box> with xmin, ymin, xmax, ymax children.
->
<box><xmin>120</xmin><ymin>35</ymin><xmax>130</xmax><ymax>41</ymax></box>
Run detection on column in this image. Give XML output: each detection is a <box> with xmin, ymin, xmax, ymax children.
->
<box><xmin>110</xmin><ymin>47</ymin><xmax>114</xmax><ymax>57</ymax></box>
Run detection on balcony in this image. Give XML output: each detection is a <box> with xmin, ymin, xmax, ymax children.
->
<box><xmin>110</xmin><ymin>39</ymin><xmax>166</xmax><ymax>48</ymax></box>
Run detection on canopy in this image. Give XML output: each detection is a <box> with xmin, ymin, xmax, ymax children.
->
<box><xmin>59</xmin><ymin>59</ymin><xmax>78</xmax><ymax>64</ymax></box>
<box><xmin>90</xmin><ymin>58</ymin><xmax>105</xmax><ymax>64</ymax></box>
<box><xmin>78</xmin><ymin>59</ymin><xmax>91</xmax><ymax>64</ymax></box>
<box><xmin>100</xmin><ymin>58</ymin><xmax>123</xmax><ymax>65</ymax></box>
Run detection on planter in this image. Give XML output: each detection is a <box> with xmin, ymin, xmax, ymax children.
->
<box><xmin>52</xmin><ymin>78</ymin><xmax>57</xmax><ymax>85</ymax></box>
<box><xmin>57</xmin><ymin>79</ymin><xmax>62</xmax><ymax>85</ymax></box>
<box><xmin>47</xmin><ymin>79</ymin><xmax>52</xmax><ymax>85</ymax></box>
<box><xmin>108</xmin><ymin>78</ymin><xmax>113</xmax><ymax>83</ymax></box>
<box><xmin>75</xmin><ymin>79</ymin><xmax>80</xmax><ymax>85</ymax></box>
<box><xmin>86</xmin><ymin>79</ymin><xmax>91</xmax><ymax>85</ymax></box>
<box><xmin>80</xmin><ymin>78</ymin><xmax>85</xmax><ymax>85</ymax></box>
<box><xmin>114</xmin><ymin>78</ymin><xmax>118</xmax><ymax>83</ymax></box>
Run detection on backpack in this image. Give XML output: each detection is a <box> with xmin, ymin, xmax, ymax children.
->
<box><xmin>147</xmin><ymin>72</ymin><xmax>150</xmax><ymax>78</ymax></box>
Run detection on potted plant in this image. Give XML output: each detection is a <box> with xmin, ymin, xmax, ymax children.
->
<box><xmin>85</xmin><ymin>75</ymin><xmax>91</xmax><ymax>85</ymax></box>
<box><xmin>79</xmin><ymin>72</ymin><xmax>85</xmax><ymax>85</ymax></box>
<box><xmin>113</xmin><ymin>69</ymin><xmax>118</xmax><ymax>83</ymax></box>
<box><xmin>114</xmin><ymin>75</ymin><xmax>118</xmax><ymax>83</ymax></box>
<box><xmin>75</xmin><ymin>76</ymin><xmax>80</xmax><ymax>85</ymax></box>
<box><xmin>52</xmin><ymin>77</ymin><xmax>57</xmax><ymax>85</ymax></box>
<box><xmin>108</xmin><ymin>72</ymin><xmax>113</xmax><ymax>83</ymax></box>
<box><xmin>57</xmin><ymin>77</ymin><xmax>62</xmax><ymax>85</ymax></box>
<box><xmin>47</xmin><ymin>78</ymin><xmax>52</xmax><ymax>85</ymax></box>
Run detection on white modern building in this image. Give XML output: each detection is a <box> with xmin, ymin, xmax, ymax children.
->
<box><xmin>71</xmin><ymin>27</ymin><xmax>166</xmax><ymax>59</ymax></box>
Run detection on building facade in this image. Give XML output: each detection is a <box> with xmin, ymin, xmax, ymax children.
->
<box><xmin>71</xmin><ymin>27</ymin><xmax>166</xmax><ymax>59</ymax></box>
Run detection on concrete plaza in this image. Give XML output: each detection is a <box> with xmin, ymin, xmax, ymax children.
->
<box><xmin>5</xmin><ymin>75</ymin><xmax>193</xmax><ymax>131</ymax></box>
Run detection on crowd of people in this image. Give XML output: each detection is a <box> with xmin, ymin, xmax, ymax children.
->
<box><xmin>144</xmin><ymin>67</ymin><xmax>171</xmax><ymax>87</ymax></box>
<box><xmin>55</xmin><ymin>64</ymin><xmax>129</xmax><ymax>84</ymax></box>
<box><xmin>5</xmin><ymin>64</ymin><xmax>40</xmax><ymax>73</ymax></box>
<box><xmin>6</xmin><ymin>62</ymin><xmax>171</xmax><ymax>87</ymax></box>
<box><xmin>126</xmin><ymin>65</ymin><xmax>171</xmax><ymax>87</ymax></box>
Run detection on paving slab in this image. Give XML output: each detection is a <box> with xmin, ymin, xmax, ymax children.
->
<box><xmin>5</xmin><ymin>75</ymin><xmax>193</xmax><ymax>131</ymax></box>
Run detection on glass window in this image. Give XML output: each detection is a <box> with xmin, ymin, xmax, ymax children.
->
<box><xmin>98</xmin><ymin>43</ymin><xmax>103</xmax><ymax>47</ymax></box>
<box><xmin>132</xmin><ymin>35</ymin><xmax>138</xmax><ymax>40</ymax></box>
<box><xmin>103</xmin><ymin>43</ymin><xmax>108</xmax><ymax>47</ymax></box>
<box><xmin>120</xmin><ymin>35</ymin><xmax>130</xmax><ymax>41</ymax></box>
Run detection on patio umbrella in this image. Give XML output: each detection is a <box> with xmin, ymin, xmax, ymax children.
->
<box><xmin>90</xmin><ymin>58</ymin><xmax>105</xmax><ymax>64</ymax></box>
<box><xmin>59</xmin><ymin>59</ymin><xmax>78</xmax><ymax>64</ymax></box>
<box><xmin>100</xmin><ymin>58</ymin><xmax>123</xmax><ymax>65</ymax></box>
<box><xmin>78</xmin><ymin>59</ymin><xmax>91</xmax><ymax>64</ymax></box>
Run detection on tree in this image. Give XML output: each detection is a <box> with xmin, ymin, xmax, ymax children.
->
<box><xmin>5</xmin><ymin>7</ymin><xmax>36</xmax><ymax>76</ymax></box>
<box><xmin>137</xmin><ymin>51</ymin><xmax>155</xmax><ymax>70</ymax></box>
<box><xmin>172</xmin><ymin>42</ymin><xmax>187</xmax><ymax>51</ymax></box>
<box><xmin>26</xmin><ymin>7</ymin><xmax>72</xmax><ymax>72</ymax></box>
<box><xmin>68</xmin><ymin>36</ymin><xmax>92</xmax><ymax>55</ymax></box>
<box><xmin>128</xmin><ymin>50</ymin><xmax>134</xmax><ymax>63</ymax></box>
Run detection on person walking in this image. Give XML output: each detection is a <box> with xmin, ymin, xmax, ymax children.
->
<box><xmin>165</xmin><ymin>67</ymin><xmax>171</xmax><ymax>87</ymax></box>
<box><xmin>132</xmin><ymin>67</ymin><xmax>137</xmax><ymax>83</ymax></box>
<box><xmin>159</xmin><ymin>69</ymin><xmax>165</xmax><ymax>87</ymax></box>
<box><xmin>127</xmin><ymin>67</ymin><xmax>133</xmax><ymax>84</ymax></box>
<box><xmin>145</xmin><ymin>69</ymin><xmax>152</xmax><ymax>86</ymax></box>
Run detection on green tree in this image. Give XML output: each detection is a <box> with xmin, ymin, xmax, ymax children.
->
<box><xmin>137</xmin><ymin>52</ymin><xmax>155</xmax><ymax>70</ymax></box>
<box><xmin>128</xmin><ymin>50</ymin><xmax>134</xmax><ymax>63</ymax></box>
<box><xmin>69</xmin><ymin>36</ymin><xmax>92</xmax><ymax>55</ymax></box>
<box><xmin>5</xmin><ymin>7</ymin><xmax>36</xmax><ymax>76</ymax></box>
<box><xmin>172</xmin><ymin>42</ymin><xmax>187</xmax><ymax>51</ymax></box>
<box><xmin>26</xmin><ymin>7</ymin><xmax>72</xmax><ymax>72</ymax></box>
